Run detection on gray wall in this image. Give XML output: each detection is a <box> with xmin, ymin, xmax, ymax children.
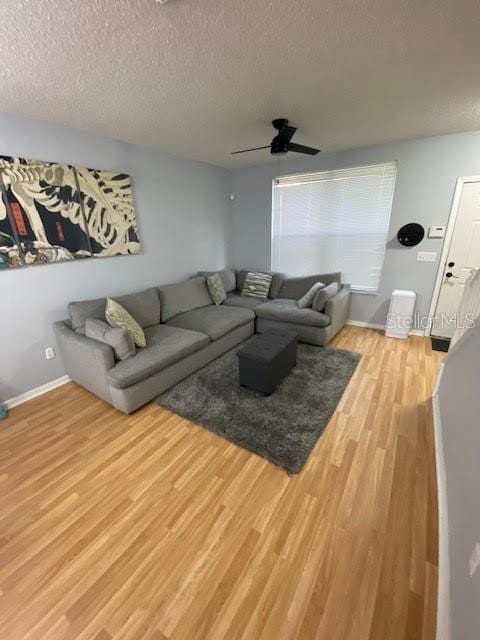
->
<box><xmin>436</xmin><ymin>325</ymin><xmax>480</xmax><ymax>640</ymax></box>
<box><xmin>230</xmin><ymin>131</ymin><xmax>480</xmax><ymax>327</ymax></box>
<box><xmin>0</xmin><ymin>114</ymin><xmax>231</xmax><ymax>401</ymax></box>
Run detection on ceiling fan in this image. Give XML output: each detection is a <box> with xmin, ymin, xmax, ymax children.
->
<box><xmin>231</xmin><ymin>119</ymin><xmax>320</xmax><ymax>157</ymax></box>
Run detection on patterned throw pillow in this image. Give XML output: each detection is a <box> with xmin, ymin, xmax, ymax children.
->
<box><xmin>206</xmin><ymin>273</ymin><xmax>226</xmax><ymax>305</ymax></box>
<box><xmin>241</xmin><ymin>272</ymin><xmax>273</xmax><ymax>299</ymax></box>
<box><xmin>297</xmin><ymin>282</ymin><xmax>325</xmax><ymax>308</ymax></box>
<box><xmin>105</xmin><ymin>298</ymin><xmax>146</xmax><ymax>347</ymax></box>
<box><xmin>312</xmin><ymin>282</ymin><xmax>339</xmax><ymax>312</ymax></box>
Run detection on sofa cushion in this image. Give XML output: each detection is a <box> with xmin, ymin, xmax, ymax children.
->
<box><xmin>256</xmin><ymin>318</ymin><xmax>330</xmax><ymax>346</ymax></box>
<box><xmin>107</xmin><ymin>325</ymin><xmax>209</xmax><ymax>389</ymax></box>
<box><xmin>255</xmin><ymin>299</ymin><xmax>330</xmax><ymax>327</ymax></box>
<box><xmin>85</xmin><ymin>318</ymin><xmax>136</xmax><ymax>361</ymax></box>
<box><xmin>223</xmin><ymin>292</ymin><xmax>265</xmax><ymax>310</ymax></box>
<box><xmin>166</xmin><ymin>305</ymin><xmax>254</xmax><ymax>341</ymax></box>
<box><xmin>158</xmin><ymin>277</ymin><xmax>212</xmax><ymax>322</ymax></box>
<box><xmin>236</xmin><ymin>269</ymin><xmax>283</xmax><ymax>299</ymax></box>
<box><xmin>276</xmin><ymin>272</ymin><xmax>341</xmax><ymax>300</ymax></box>
<box><xmin>197</xmin><ymin>269</ymin><xmax>236</xmax><ymax>293</ymax></box>
<box><xmin>69</xmin><ymin>297</ymin><xmax>107</xmax><ymax>333</ymax></box>
<box><xmin>68</xmin><ymin>287</ymin><xmax>160</xmax><ymax>334</ymax></box>
<box><xmin>113</xmin><ymin>288</ymin><xmax>161</xmax><ymax>328</ymax></box>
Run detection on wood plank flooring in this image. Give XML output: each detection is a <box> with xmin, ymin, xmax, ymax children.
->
<box><xmin>0</xmin><ymin>326</ymin><xmax>443</xmax><ymax>639</ymax></box>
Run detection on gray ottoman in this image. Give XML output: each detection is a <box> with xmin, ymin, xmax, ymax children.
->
<box><xmin>237</xmin><ymin>331</ymin><xmax>297</xmax><ymax>396</ymax></box>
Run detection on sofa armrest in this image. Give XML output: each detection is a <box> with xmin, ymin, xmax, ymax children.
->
<box><xmin>324</xmin><ymin>285</ymin><xmax>351</xmax><ymax>339</ymax></box>
<box><xmin>53</xmin><ymin>321</ymin><xmax>115</xmax><ymax>403</ymax></box>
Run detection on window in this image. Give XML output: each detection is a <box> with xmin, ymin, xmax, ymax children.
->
<box><xmin>271</xmin><ymin>162</ymin><xmax>397</xmax><ymax>293</ymax></box>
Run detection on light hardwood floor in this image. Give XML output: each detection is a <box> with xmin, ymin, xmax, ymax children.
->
<box><xmin>0</xmin><ymin>326</ymin><xmax>443</xmax><ymax>640</ymax></box>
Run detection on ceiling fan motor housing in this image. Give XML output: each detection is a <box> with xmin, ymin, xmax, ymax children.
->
<box><xmin>272</xmin><ymin>118</ymin><xmax>289</xmax><ymax>131</ymax></box>
<box><xmin>271</xmin><ymin>118</ymin><xmax>294</xmax><ymax>154</ymax></box>
<box><xmin>271</xmin><ymin>138</ymin><xmax>289</xmax><ymax>155</ymax></box>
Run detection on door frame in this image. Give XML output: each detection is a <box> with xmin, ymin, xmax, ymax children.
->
<box><xmin>427</xmin><ymin>175</ymin><xmax>480</xmax><ymax>337</ymax></box>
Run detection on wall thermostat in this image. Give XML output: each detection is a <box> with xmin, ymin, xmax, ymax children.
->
<box><xmin>428</xmin><ymin>225</ymin><xmax>446</xmax><ymax>239</ymax></box>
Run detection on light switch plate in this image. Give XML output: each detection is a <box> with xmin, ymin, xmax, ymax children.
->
<box><xmin>428</xmin><ymin>225</ymin><xmax>446</xmax><ymax>239</ymax></box>
<box><xmin>417</xmin><ymin>251</ymin><xmax>437</xmax><ymax>262</ymax></box>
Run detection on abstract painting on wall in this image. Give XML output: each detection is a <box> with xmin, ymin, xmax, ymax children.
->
<box><xmin>0</xmin><ymin>155</ymin><xmax>140</xmax><ymax>270</ymax></box>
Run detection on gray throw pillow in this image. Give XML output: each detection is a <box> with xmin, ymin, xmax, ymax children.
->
<box><xmin>312</xmin><ymin>282</ymin><xmax>339</xmax><ymax>312</ymax></box>
<box><xmin>297</xmin><ymin>282</ymin><xmax>325</xmax><ymax>308</ymax></box>
<box><xmin>85</xmin><ymin>318</ymin><xmax>136</xmax><ymax>361</ymax></box>
<box><xmin>206</xmin><ymin>273</ymin><xmax>226</xmax><ymax>305</ymax></box>
<box><xmin>241</xmin><ymin>272</ymin><xmax>272</xmax><ymax>299</ymax></box>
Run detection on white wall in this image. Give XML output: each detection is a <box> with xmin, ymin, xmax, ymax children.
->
<box><xmin>435</xmin><ymin>323</ymin><xmax>480</xmax><ymax>640</ymax></box>
<box><xmin>0</xmin><ymin>114</ymin><xmax>231</xmax><ymax>401</ymax></box>
<box><xmin>230</xmin><ymin>131</ymin><xmax>480</xmax><ymax>328</ymax></box>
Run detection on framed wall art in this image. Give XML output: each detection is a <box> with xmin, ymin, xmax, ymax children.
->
<box><xmin>0</xmin><ymin>155</ymin><xmax>140</xmax><ymax>270</ymax></box>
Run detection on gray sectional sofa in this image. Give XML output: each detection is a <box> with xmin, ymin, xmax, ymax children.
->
<box><xmin>54</xmin><ymin>269</ymin><xmax>350</xmax><ymax>413</ymax></box>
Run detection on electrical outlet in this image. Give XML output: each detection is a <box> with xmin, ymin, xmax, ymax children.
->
<box><xmin>469</xmin><ymin>542</ymin><xmax>480</xmax><ymax>577</ymax></box>
<box><xmin>45</xmin><ymin>347</ymin><xmax>55</xmax><ymax>360</ymax></box>
<box><xmin>417</xmin><ymin>251</ymin><xmax>437</xmax><ymax>262</ymax></box>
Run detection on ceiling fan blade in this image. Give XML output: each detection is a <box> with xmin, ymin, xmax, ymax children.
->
<box><xmin>287</xmin><ymin>142</ymin><xmax>321</xmax><ymax>156</ymax></box>
<box><xmin>230</xmin><ymin>145</ymin><xmax>270</xmax><ymax>155</ymax></box>
<box><xmin>276</xmin><ymin>125</ymin><xmax>297</xmax><ymax>145</ymax></box>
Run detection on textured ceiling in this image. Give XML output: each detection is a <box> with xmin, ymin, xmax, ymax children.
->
<box><xmin>1</xmin><ymin>0</ymin><xmax>480</xmax><ymax>168</ymax></box>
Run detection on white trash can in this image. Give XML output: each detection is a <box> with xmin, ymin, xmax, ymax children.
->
<box><xmin>385</xmin><ymin>289</ymin><xmax>416</xmax><ymax>339</ymax></box>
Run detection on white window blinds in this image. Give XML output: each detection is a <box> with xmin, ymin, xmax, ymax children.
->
<box><xmin>271</xmin><ymin>162</ymin><xmax>397</xmax><ymax>293</ymax></box>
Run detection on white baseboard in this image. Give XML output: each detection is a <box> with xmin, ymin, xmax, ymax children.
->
<box><xmin>432</xmin><ymin>391</ymin><xmax>451</xmax><ymax>640</ymax></box>
<box><xmin>346</xmin><ymin>319</ymin><xmax>426</xmax><ymax>337</ymax></box>
<box><xmin>4</xmin><ymin>375</ymin><xmax>71</xmax><ymax>410</ymax></box>
<box><xmin>346</xmin><ymin>319</ymin><xmax>385</xmax><ymax>331</ymax></box>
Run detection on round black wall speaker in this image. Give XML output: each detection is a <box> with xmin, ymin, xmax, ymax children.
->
<box><xmin>397</xmin><ymin>223</ymin><xmax>425</xmax><ymax>247</ymax></box>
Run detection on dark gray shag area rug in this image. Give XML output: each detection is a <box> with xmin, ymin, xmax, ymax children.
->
<box><xmin>155</xmin><ymin>341</ymin><xmax>361</xmax><ymax>474</ymax></box>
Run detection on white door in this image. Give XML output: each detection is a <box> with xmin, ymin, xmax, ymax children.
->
<box><xmin>432</xmin><ymin>181</ymin><xmax>480</xmax><ymax>339</ymax></box>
